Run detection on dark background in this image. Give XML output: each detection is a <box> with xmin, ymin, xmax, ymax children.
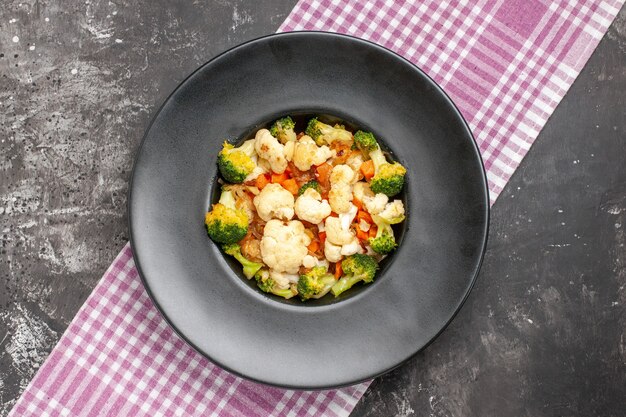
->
<box><xmin>0</xmin><ymin>1</ymin><xmax>624</xmax><ymax>415</ymax></box>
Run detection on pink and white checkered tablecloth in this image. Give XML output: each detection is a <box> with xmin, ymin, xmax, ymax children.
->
<box><xmin>9</xmin><ymin>1</ymin><xmax>624</xmax><ymax>416</ymax></box>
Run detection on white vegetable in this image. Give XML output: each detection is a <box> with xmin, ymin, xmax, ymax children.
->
<box><xmin>378</xmin><ymin>199</ymin><xmax>405</xmax><ymax>222</ymax></box>
<box><xmin>339</xmin><ymin>203</ymin><xmax>358</xmax><ymax>231</ymax></box>
<box><xmin>268</xmin><ymin>270</ymin><xmax>291</xmax><ymax>289</ymax></box>
<box><xmin>340</xmin><ymin>238</ymin><xmax>363</xmax><ymax>256</ymax></box>
<box><xmin>302</xmin><ymin>255</ymin><xmax>329</xmax><ymax>269</ymax></box>
<box><xmin>324</xmin><ymin>240</ymin><xmax>343</xmax><ymax>263</ymax></box>
<box><xmin>254</xmin><ymin>128</ymin><xmax>288</xmax><ymax>174</ymax></box>
<box><xmin>353</xmin><ymin>181</ymin><xmax>374</xmax><ymax>202</ymax></box>
<box><xmin>302</xmin><ymin>254</ymin><xmax>318</xmax><ymax>269</ymax></box>
<box><xmin>292</xmin><ymin>135</ymin><xmax>334</xmax><ymax>171</ymax></box>
<box><xmin>253</xmin><ymin>183</ymin><xmax>295</xmax><ymax>222</ymax></box>
<box><xmin>345</xmin><ymin>152</ymin><xmax>364</xmax><ymax>179</ymax></box>
<box><xmin>269</xmin><ymin>269</ymin><xmax>299</xmax><ymax>287</ymax></box>
<box><xmin>260</xmin><ymin>219</ymin><xmax>311</xmax><ymax>274</ymax></box>
<box><xmin>328</xmin><ymin>182</ymin><xmax>353</xmax><ymax>214</ymax></box>
<box><xmin>359</xmin><ymin>218</ymin><xmax>371</xmax><ymax>232</ymax></box>
<box><xmin>284</xmin><ymin>140</ymin><xmax>295</xmax><ymax>162</ymax></box>
<box><xmin>364</xmin><ymin>193</ymin><xmax>388</xmax><ymax>215</ymax></box>
<box><xmin>330</xmin><ymin>164</ymin><xmax>355</xmax><ymax>185</ymax></box>
<box><xmin>325</xmin><ymin>217</ymin><xmax>355</xmax><ymax>246</ymax></box>
<box><xmin>294</xmin><ymin>188</ymin><xmax>332</xmax><ymax>224</ymax></box>
<box><xmin>328</xmin><ymin>165</ymin><xmax>355</xmax><ymax>214</ymax></box>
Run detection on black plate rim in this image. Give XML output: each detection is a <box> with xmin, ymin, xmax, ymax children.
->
<box><xmin>128</xmin><ymin>30</ymin><xmax>490</xmax><ymax>389</ymax></box>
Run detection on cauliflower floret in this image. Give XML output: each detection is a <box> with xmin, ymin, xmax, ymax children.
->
<box><xmin>339</xmin><ymin>203</ymin><xmax>358</xmax><ymax>231</ymax></box>
<box><xmin>358</xmin><ymin>218</ymin><xmax>371</xmax><ymax>232</ymax></box>
<box><xmin>292</xmin><ymin>135</ymin><xmax>334</xmax><ymax>171</ymax></box>
<box><xmin>253</xmin><ymin>183</ymin><xmax>295</xmax><ymax>222</ymax></box>
<box><xmin>269</xmin><ymin>269</ymin><xmax>299</xmax><ymax>288</ymax></box>
<box><xmin>302</xmin><ymin>254</ymin><xmax>317</xmax><ymax>269</ymax></box>
<box><xmin>328</xmin><ymin>182</ymin><xmax>353</xmax><ymax>214</ymax></box>
<box><xmin>324</xmin><ymin>240</ymin><xmax>343</xmax><ymax>263</ymax></box>
<box><xmin>302</xmin><ymin>254</ymin><xmax>329</xmax><ymax>269</ymax></box>
<box><xmin>346</xmin><ymin>152</ymin><xmax>364</xmax><ymax>179</ymax></box>
<box><xmin>260</xmin><ymin>219</ymin><xmax>311</xmax><ymax>273</ymax></box>
<box><xmin>284</xmin><ymin>140</ymin><xmax>295</xmax><ymax>162</ymax></box>
<box><xmin>353</xmin><ymin>181</ymin><xmax>374</xmax><ymax>202</ymax></box>
<box><xmin>364</xmin><ymin>193</ymin><xmax>389</xmax><ymax>215</ymax></box>
<box><xmin>325</xmin><ymin>216</ymin><xmax>355</xmax><ymax>246</ymax></box>
<box><xmin>330</xmin><ymin>164</ymin><xmax>355</xmax><ymax>185</ymax></box>
<box><xmin>294</xmin><ymin>188</ymin><xmax>332</xmax><ymax>224</ymax></box>
<box><xmin>379</xmin><ymin>199</ymin><xmax>405</xmax><ymax>220</ymax></box>
<box><xmin>324</xmin><ymin>233</ymin><xmax>361</xmax><ymax>261</ymax></box>
<box><xmin>340</xmin><ymin>237</ymin><xmax>363</xmax><ymax>256</ymax></box>
<box><xmin>254</xmin><ymin>128</ymin><xmax>288</xmax><ymax>174</ymax></box>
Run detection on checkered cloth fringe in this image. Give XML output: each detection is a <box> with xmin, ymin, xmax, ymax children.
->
<box><xmin>10</xmin><ymin>0</ymin><xmax>623</xmax><ymax>416</ymax></box>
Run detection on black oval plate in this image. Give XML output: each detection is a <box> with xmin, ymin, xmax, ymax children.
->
<box><xmin>129</xmin><ymin>31</ymin><xmax>489</xmax><ymax>389</ymax></box>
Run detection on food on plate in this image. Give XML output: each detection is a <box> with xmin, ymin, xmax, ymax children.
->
<box><xmin>205</xmin><ymin>189</ymin><xmax>248</xmax><ymax>244</ymax></box>
<box><xmin>205</xmin><ymin>116</ymin><xmax>407</xmax><ymax>300</ymax></box>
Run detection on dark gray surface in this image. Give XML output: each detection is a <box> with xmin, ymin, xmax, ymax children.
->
<box><xmin>0</xmin><ymin>0</ymin><xmax>297</xmax><ymax>413</ymax></box>
<box><xmin>352</xmin><ymin>8</ymin><xmax>626</xmax><ymax>417</ymax></box>
<box><xmin>0</xmin><ymin>0</ymin><xmax>624</xmax><ymax>415</ymax></box>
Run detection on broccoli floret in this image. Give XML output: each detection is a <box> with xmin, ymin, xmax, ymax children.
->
<box><xmin>297</xmin><ymin>266</ymin><xmax>336</xmax><ymax>300</ymax></box>
<box><xmin>298</xmin><ymin>180</ymin><xmax>322</xmax><ymax>196</ymax></box>
<box><xmin>255</xmin><ymin>270</ymin><xmax>295</xmax><ymax>299</ymax></box>
<box><xmin>222</xmin><ymin>243</ymin><xmax>263</xmax><ymax>279</ymax></box>
<box><xmin>305</xmin><ymin>117</ymin><xmax>353</xmax><ymax>146</ymax></box>
<box><xmin>205</xmin><ymin>189</ymin><xmax>248</xmax><ymax>244</ymax></box>
<box><xmin>331</xmin><ymin>254</ymin><xmax>378</xmax><ymax>297</ymax></box>
<box><xmin>353</xmin><ymin>130</ymin><xmax>378</xmax><ymax>153</ymax></box>
<box><xmin>217</xmin><ymin>139</ymin><xmax>256</xmax><ymax>183</ymax></box>
<box><xmin>368</xmin><ymin>204</ymin><xmax>405</xmax><ymax>254</ymax></box>
<box><xmin>269</xmin><ymin>116</ymin><xmax>297</xmax><ymax>143</ymax></box>
<box><xmin>369</xmin><ymin>147</ymin><xmax>406</xmax><ymax>197</ymax></box>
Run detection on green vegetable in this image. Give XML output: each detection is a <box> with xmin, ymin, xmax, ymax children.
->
<box><xmin>305</xmin><ymin>117</ymin><xmax>353</xmax><ymax>146</ymax></box>
<box><xmin>205</xmin><ymin>189</ymin><xmax>248</xmax><ymax>244</ymax></box>
<box><xmin>269</xmin><ymin>116</ymin><xmax>297</xmax><ymax>143</ymax></box>
<box><xmin>369</xmin><ymin>147</ymin><xmax>406</xmax><ymax>197</ymax></box>
<box><xmin>298</xmin><ymin>180</ymin><xmax>322</xmax><ymax>196</ymax></box>
<box><xmin>368</xmin><ymin>206</ymin><xmax>405</xmax><ymax>254</ymax></box>
<box><xmin>255</xmin><ymin>270</ymin><xmax>296</xmax><ymax>299</ymax></box>
<box><xmin>297</xmin><ymin>266</ymin><xmax>336</xmax><ymax>300</ymax></box>
<box><xmin>217</xmin><ymin>139</ymin><xmax>256</xmax><ymax>183</ymax></box>
<box><xmin>222</xmin><ymin>243</ymin><xmax>263</xmax><ymax>279</ymax></box>
<box><xmin>331</xmin><ymin>254</ymin><xmax>378</xmax><ymax>297</ymax></box>
<box><xmin>353</xmin><ymin>130</ymin><xmax>378</xmax><ymax>153</ymax></box>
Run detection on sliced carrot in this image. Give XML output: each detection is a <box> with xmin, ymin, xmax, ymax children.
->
<box><xmin>255</xmin><ymin>173</ymin><xmax>270</xmax><ymax>190</ymax></box>
<box><xmin>307</xmin><ymin>240</ymin><xmax>320</xmax><ymax>253</ymax></box>
<box><xmin>356</xmin><ymin>227</ymin><xmax>369</xmax><ymax>241</ymax></box>
<box><xmin>356</xmin><ymin>210</ymin><xmax>373</xmax><ymax>224</ymax></box>
<box><xmin>318</xmin><ymin>231</ymin><xmax>326</xmax><ymax>247</ymax></box>
<box><xmin>281</xmin><ymin>178</ymin><xmax>299</xmax><ymax>195</ymax></box>
<box><xmin>315</xmin><ymin>163</ymin><xmax>333</xmax><ymax>187</ymax></box>
<box><xmin>353</xmin><ymin>197</ymin><xmax>363</xmax><ymax>211</ymax></box>
<box><xmin>334</xmin><ymin>261</ymin><xmax>343</xmax><ymax>279</ymax></box>
<box><xmin>368</xmin><ymin>225</ymin><xmax>378</xmax><ymax>238</ymax></box>
<box><xmin>271</xmin><ymin>172</ymin><xmax>289</xmax><ymax>184</ymax></box>
<box><xmin>360</xmin><ymin>159</ymin><xmax>375</xmax><ymax>180</ymax></box>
